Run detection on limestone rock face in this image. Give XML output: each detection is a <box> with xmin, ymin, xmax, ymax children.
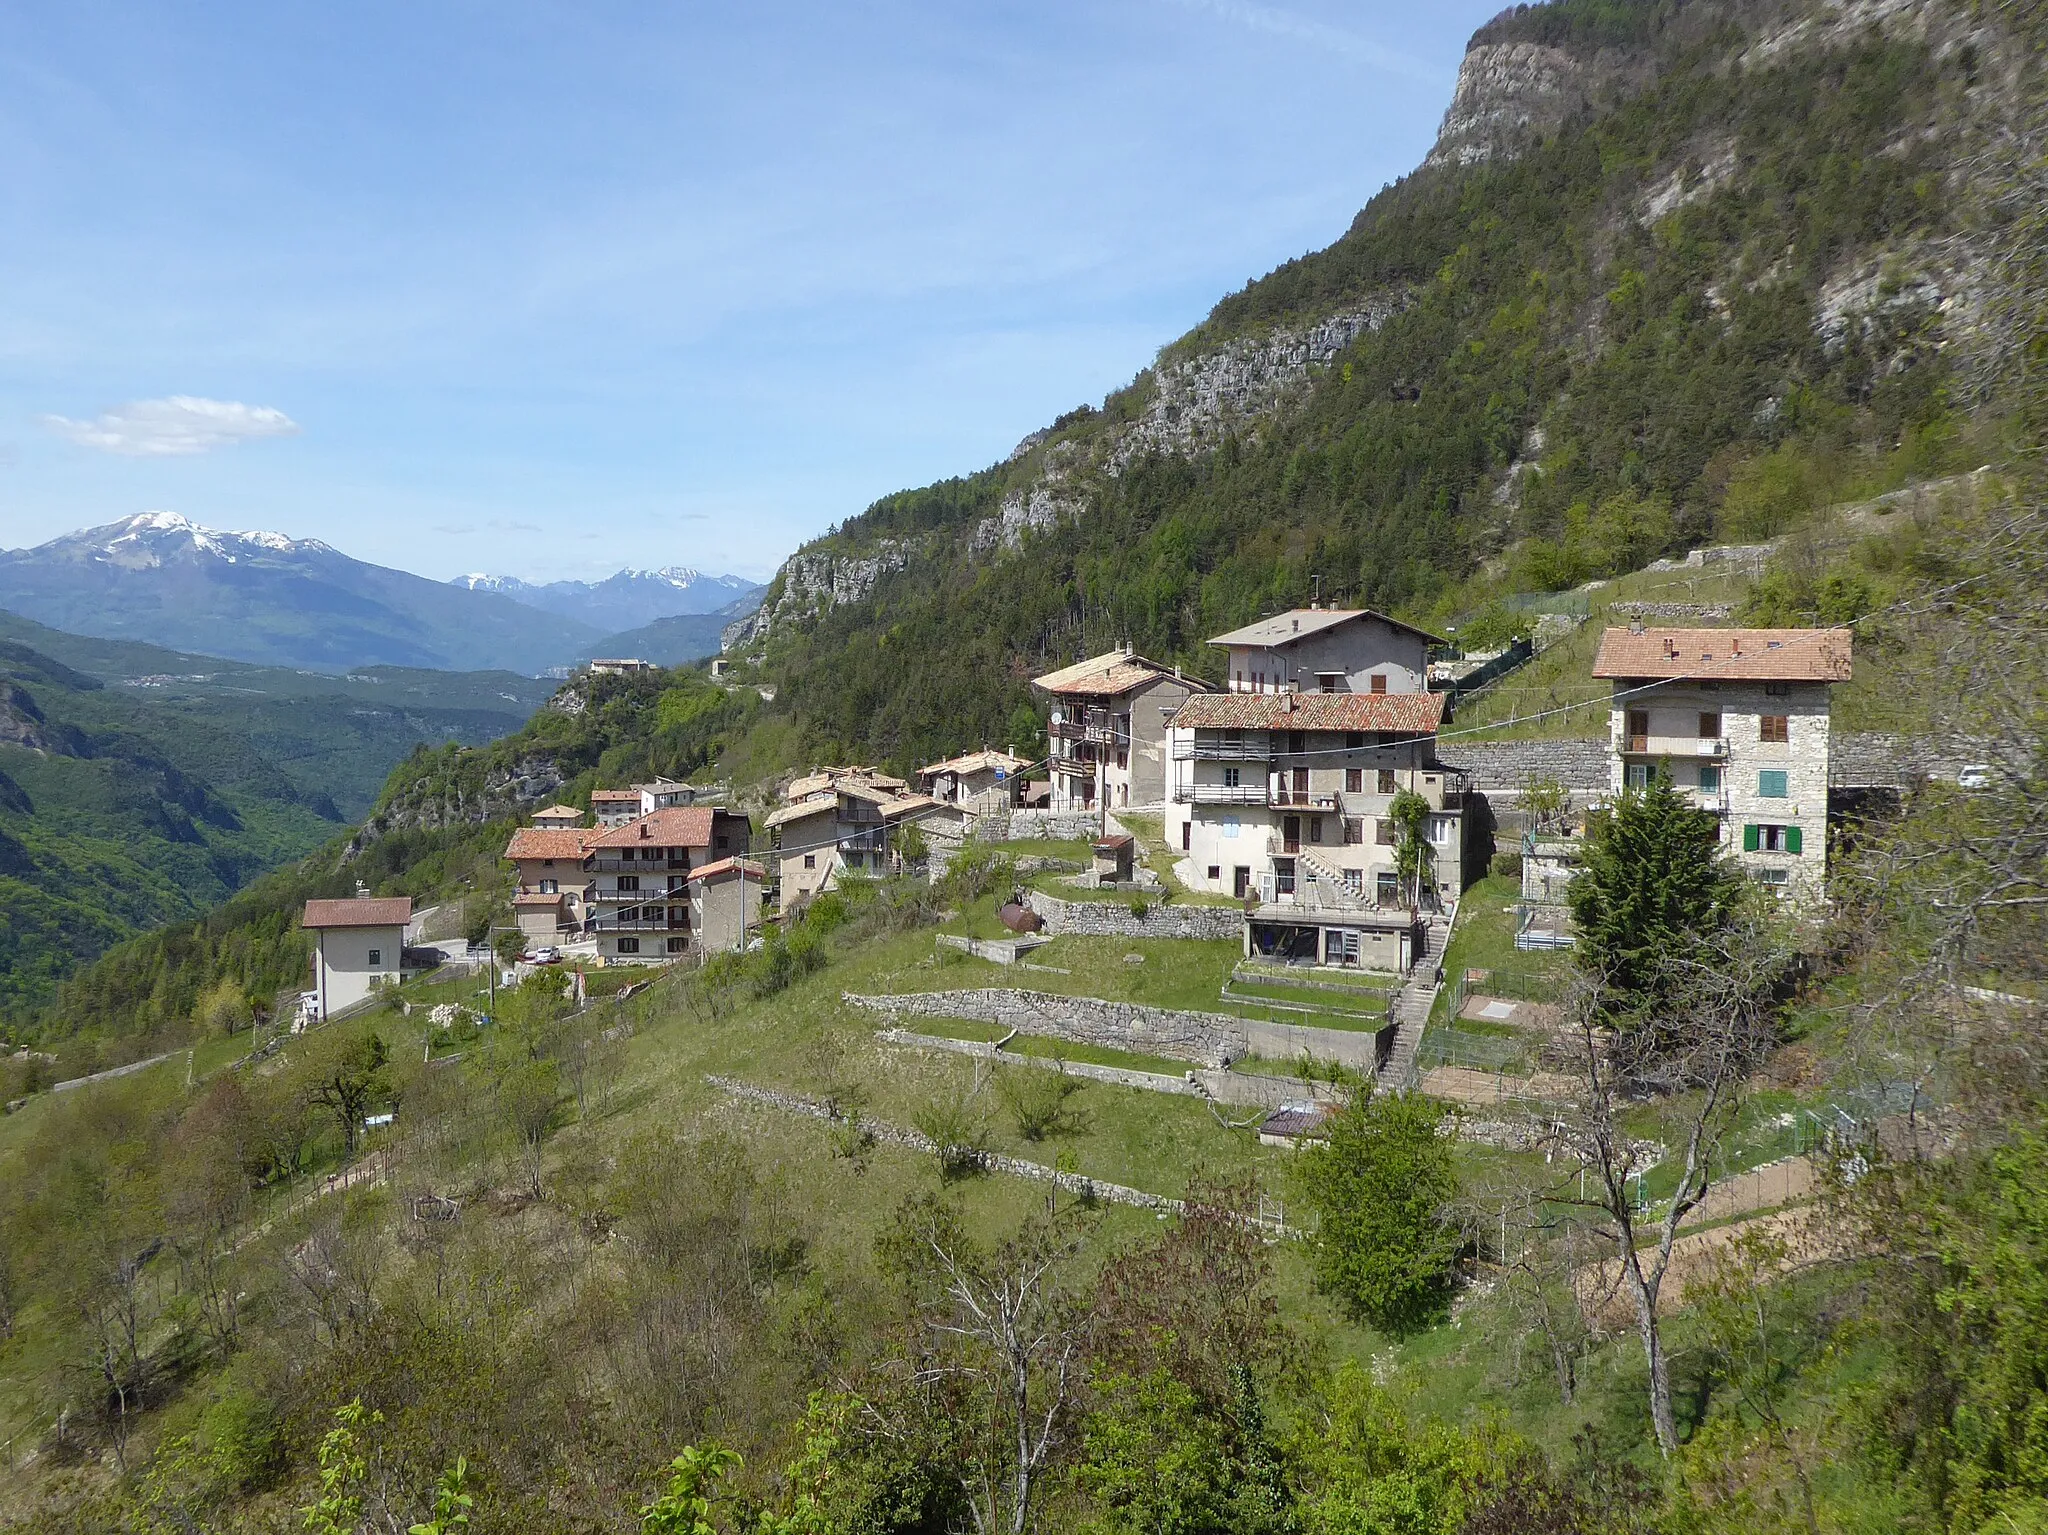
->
<box><xmin>1109</xmin><ymin>299</ymin><xmax>1403</xmax><ymax>472</ymax></box>
<box><xmin>1424</xmin><ymin>42</ymin><xmax>1587</xmax><ymax>170</ymax></box>
<box><xmin>722</xmin><ymin>539</ymin><xmax>911</xmax><ymax>649</ymax></box>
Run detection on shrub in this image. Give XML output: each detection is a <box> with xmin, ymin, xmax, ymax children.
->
<box><xmin>1490</xmin><ymin>851</ymin><xmax>1524</xmax><ymax>879</ymax></box>
<box><xmin>997</xmin><ymin>1064</ymin><xmax>1090</xmax><ymax>1142</ymax></box>
<box><xmin>913</xmin><ymin>1093</ymin><xmax>991</xmax><ymax>1179</ymax></box>
<box><xmin>196</xmin><ymin>979</ymin><xmax>252</xmax><ymax>1036</ymax></box>
<box><xmin>1128</xmin><ymin>898</ymin><xmax>1150</xmax><ymax>920</ymax></box>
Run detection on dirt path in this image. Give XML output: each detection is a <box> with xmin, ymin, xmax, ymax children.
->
<box><xmin>1575</xmin><ymin>1203</ymin><xmax>1847</xmax><ymax>1325</ymax></box>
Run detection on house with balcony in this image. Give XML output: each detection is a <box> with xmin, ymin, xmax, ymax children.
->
<box><xmin>581</xmin><ymin>806</ymin><xmax>753</xmax><ymax>962</ymax></box>
<box><xmin>1211</xmin><ymin>606</ymin><xmax>1441</xmax><ymax>696</ymax></box>
<box><xmin>591</xmin><ymin>789</ymin><xmax>645</xmax><ymax>828</ymax></box>
<box><xmin>1591</xmin><ymin>625</ymin><xmax>1853</xmax><ymax>908</ymax></box>
<box><xmin>504</xmin><ymin>825</ymin><xmax>597</xmax><ymax>941</ymax></box>
<box><xmin>917</xmin><ymin>747</ymin><xmax>1032</xmax><ymax>815</ymax></box>
<box><xmin>1031</xmin><ymin>649</ymin><xmax>1210</xmax><ymax>813</ymax></box>
<box><xmin>1167</xmin><ymin>690</ymin><xmax>1468</xmax><ymax>970</ymax></box>
<box><xmin>763</xmin><ymin>768</ymin><xmax>953</xmax><ymax>905</ymax></box>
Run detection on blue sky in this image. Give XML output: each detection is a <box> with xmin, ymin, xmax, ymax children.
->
<box><xmin>0</xmin><ymin>1</ymin><xmax>1498</xmax><ymax>584</ymax></box>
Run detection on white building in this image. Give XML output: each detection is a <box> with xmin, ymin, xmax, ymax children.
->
<box><xmin>1031</xmin><ymin>650</ymin><xmax>1210</xmax><ymax>813</ymax></box>
<box><xmin>1591</xmin><ymin>625</ymin><xmax>1853</xmax><ymax>908</ymax></box>
<box><xmin>582</xmin><ymin>806</ymin><xmax>753</xmax><ymax>962</ymax></box>
<box><xmin>301</xmin><ymin>895</ymin><xmax>413</xmax><ymax>1020</ymax></box>
<box><xmin>1209</xmin><ymin>607</ymin><xmax>1439</xmax><ymax>696</ymax></box>
<box><xmin>917</xmin><ymin>748</ymin><xmax>1032</xmax><ymax>815</ymax></box>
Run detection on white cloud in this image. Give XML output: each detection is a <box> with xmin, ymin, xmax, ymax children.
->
<box><xmin>40</xmin><ymin>395</ymin><xmax>300</xmax><ymax>456</ymax></box>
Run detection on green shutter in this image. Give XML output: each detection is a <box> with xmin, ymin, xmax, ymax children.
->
<box><xmin>1786</xmin><ymin>825</ymin><xmax>1803</xmax><ymax>855</ymax></box>
<box><xmin>1743</xmin><ymin>824</ymin><xmax>1760</xmax><ymax>852</ymax></box>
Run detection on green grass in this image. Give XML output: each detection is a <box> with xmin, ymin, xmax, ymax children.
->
<box><xmin>1001</xmin><ymin>1034</ymin><xmax>1197</xmax><ymax>1078</ymax></box>
<box><xmin>1429</xmin><ymin>875</ymin><xmax>1572</xmax><ymax>1026</ymax></box>
<box><xmin>897</xmin><ymin>931</ymin><xmax>1244</xmax><ymax>1014</ymax></box>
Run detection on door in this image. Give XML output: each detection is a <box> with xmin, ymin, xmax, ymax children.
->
<box><xmin>1232</xmin><ymin>866</ymin><xmax>1250</xmax><ymax>900</ymax></box>
<box><xmin>1291</xmin><ymin>765</ymin><xmax>1309</xmax><ymax>804</ymax></box>
<box><xmin>1627</xmin><ymin>709</ymin><xmax>1650</xmax><ymax>753</ymax></box>
<box><xmin>1283</xmin><ymin>815</ymin><xmax>1301</xmax><ymax>853</ymax></box>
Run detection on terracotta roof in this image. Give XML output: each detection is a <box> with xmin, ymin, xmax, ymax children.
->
<box><xmin>919</xmin><ymin>748</ymin><xmax>1032</xmax><ymax>778</ymax></box>
<box><xmin>590</xmin><ymin>789</ymin><xmax>642</xmax><ymax>802</ymax></box>
<box><xmin>765</xmin><ymin>797</ymin><xmax>838</xmax><ymax>830</ymax></box>
<box><xmin>1590</xmin><ymin>627</ymin><xmax>1854</xmax><ymax>682</ymax></box>
<box><xmin>1032</xmin><ymin>650</ymin><xmax>1202</xmax><ymax>698</ymax></box>
<box><xmin>1170</xmin><ymin>690</ymin><xmax>1446</xmax><ymax>733</ymax></box>
<box><xmin>877</xmin><ymin>793</ymin><xmax>946</xmax><ymax>820</ymax></box>
<box><xmin>1208</xmin><ymin>607</ymin><xmax>1446</xmax><ymax>650</ymax></box>
<box><xmin>513</xmin><ymin>891</ymin><xmax>567</xmax><ymax>906</ymax></box>
<box><xmin>505</xmin><ymin>827</ymin><xmax>593</xmax><ymax>861</ymax></box>
<box><xmin>688</xmin><ymin>856</ymin><xmax>767</xmax><ymax>883</ymax></box>
<box><xmin>303</xmin><ymin>896</ymin><xmax>413</xmax><ymax>929</ymax></box>
<box><xmin>530</xmin><ymin>804</ymin><xmax>583</xmax><ymax>821</ymax></box>
<box><xmin>586</xmin><ymin>807</ymin><xmax>716</xmax><ymax>849</ymax></box>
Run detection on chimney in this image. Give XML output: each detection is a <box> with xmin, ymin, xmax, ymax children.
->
<box><xmin>640</xmin><ymin>822</ymin><xmax>651</xmax><ymax>839</ymax></box>
<box><xmin>1291</xmin><ymin>617</ymin><xmax>1300</xmax><ymax>632</ymax></box>
<box><xmin>354</xmin><ymin>880</ymin><xmax>368</xmax><ymax>899</ymax></box>
<box><xmin>1629</xmin><ymin>614</ymin><xmax>1645</xmax><ymax>635</ymax></box>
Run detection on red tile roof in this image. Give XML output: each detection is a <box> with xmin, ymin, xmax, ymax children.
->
<box><xmin>505</xmin><ymin>827</ymin><xmax>594</xmax><ymax>861</ymax></box>
<box><xmin>513</xmin><ymin>891</ymin><xmax>567</xmax><ymax>906</ymax></box>
<box><xmin>586</xmin><ymin>807</ymin><xmax>716</xmax><ymax>849</ymax></box>
<box><xmin>688</xmin><ymin>856</ymin><xmax>767</xmax><ymax>883</ymax></box>
<box><xmin>1170</xmin><ymin>690</ymin><xmax>1445</xmax><ymax>733</ymax></box>
<box><xmin>1032</xmin><ymin>650</ymin><xmax>1204</xmax><ymax>698</ymax></box>
<box><xmin>302</xmin><ymin>897</ymin><xmax>413</xmax><ymax>929</ymax></box>
<box><xmin>1208</xmin><ymin>607</ymin><xmax>1446</xmax><ymax>649</ymax></box>
<box><xmin>1591</xmin><ymin>627</ymin><xmax>1853</xmax><ymax>682</ymax></box>
<box><xmin>590</xmin><ymin>789</ymin><xmax>642</xmax><ymax>802</ymax></box>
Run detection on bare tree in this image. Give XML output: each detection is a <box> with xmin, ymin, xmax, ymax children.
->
<box><xmin>1545</xmin><ymin>915</ymin><xmax>1792</xmax><ymax>1453</ymax></box>
<box><xmin>884</xmin><ymin>1197</ymin><xmax>1091</xmax><ymax>1535</ymax></box>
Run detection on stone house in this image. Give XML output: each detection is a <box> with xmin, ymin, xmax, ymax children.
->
<box><xmin>1591</xmin><ymin>625</ymin><xmax>1852</xmax><ymax>909</ymax></box>
<box><xmin>1210</xmin><ymin>606</ymin><xmax>1441</xmax><ymax>696</ymax></box>
<box><xmin>917</xmin><ymin>747</ymin><xmax>1032</xmax><ymax>815</ymax></box>
<box><xmin>1031</xmin><ymin>649</ymin><xmax>1211</xmax><ymax>813</ymax></box>
<box><xmin>688</xmin><ymin>856</ymin><xmax>766</xmax><ymax>954</ymax></box>
<box><xmin>764</xmin><ymin>768</ymin><xmax>958</xmax><ymax>905</ymax></box>
<box><xmin>529</xmin><ymin>804</ymin><xmax>584</xmax><ymax>830</ymax></box>
<box><xmin>590</xmin><ymin>789</ymin><xmax>645</xmax><ymax>827</ymax></box>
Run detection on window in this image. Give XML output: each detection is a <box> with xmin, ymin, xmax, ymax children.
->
<box><xmin>1752</xmin><ymin>867</ymin><xmax>1790</xmax><ymax>886</ymax></box>
<box><xmin>1207</xmin><ymin>864</ymin><xmax>1220</xmax><ymax>881</ymax></box>
<box><xmin>1698</xmin><ymin>711</ymin><xmax>1721</xmax><ymax>739</ymax></box>
<box><xmin>1375</xmin><ymin>819</ymin><xmax>1397</xmax><ymax>846</ymax></box>
<box><xmin>1343</xmin><ymin>818</ymin><xmax>1363</xmax><ymax>845</ymax></box>
<box><xmin>1378</xmin><ymin>768</ymin><xmax>1397</xmax><ymax>794</ymax></box>
<box><xmin>803</xmin><ymin>853</ymin><xmax>816</xmax><ymax>869</ymax></box>
<box><xmin>1223</xmin><ymin>766</ymin><xmax>1241</xmax><ymax>788</ymax></box>
<box><xmin>617</xmin><ymin>937</ymin><xmax>640</xmax><ymax>954</ymax></box>
<box><xmin>1345</xmin><ymin>767</ymin><xmax>1363</xmax><ymax>793</ymax></box>
<box><xmin>667</xmin><ymin>936</ymin><xmax>688</xmax><ymax>953</ymax></box>
<box><xmin>1116</xmin><ymin>750</ymin><xmax>1128</xmax><ymax>769</ymax></box>
<box><xmin>1758</xmin><ymin>770</ymin><xmax>1789</xmax><ymax>798</ymax></box>
<box><xmin>1180</xmin><ymin>821</ymin><xmax>1191</xmax><ymax>851</ymax></box>
<box><xmin>1626</xmin><ymin>762</ymin><xmax>1652</xmax><ymax>790</ymax></box>
<box><xmin>715</xmin><ymin>834</ymin><xmax>729</xmax><ymax>851</ymax></box>
<box><xmin>1370</xmin><ymin>674</ymin><xmax>1388</xmax><ymax>695</ymax></box>
<box><xmin>1274</xmin><ymin>859</ymin><xmax>1296</xmax><ymax>896</ymax></box>
<box><xmin>1346</xmin><ymin>732</ymin><xmax>1364</xmax><ymax>748</ymax></box>
<box><xmin>1743</xmin><ymin>824</ymin><xmax>1803</xmax><ymax>854</ymax></box>
<box><xmin>1698</xmin><ymin>765</ymin><xmax>1722</xmax><ymax>793</ymax></box>
<box><xmin>1309</xmin><ymin>816</ymin><xmax>1324</xmax><ymax>844</ymax></box>
<box><xmin>1327</xmin><ymin>929</ymin><xmax>1361</xmax><ymax>966</ymax></box>
<box><xmin>1765</xmin><ymin>681</ymin><xmax>1792</xmax><ymax>697</ymax></box>
<box><xmin>1376</xmin><ymin>870</ymin><xmax>1400</xmax><ymax>903</ymax></box>
<box><xmin>1287</xmin><ymin>731</ymin><xmax>1306</xmax><ymax>754</ymax></box>
<box><xmin>539</xmin><ymin>879</ymin><xmax>557</xmax><ymax>894</ymax></box>
<box><xmin>1760</xmin><ymin>714</ymin><xmax>1790</xmax><ymax>744</ymax></box>
<box><xmin>367</xmin><ymin>948</ymin><xmax>381</xmax><ymax>967</ymax></box>
<box><xmin>1318</xmin><ymin>672</ymin><xmax>1342</xmax><ymax>693</ymax></box>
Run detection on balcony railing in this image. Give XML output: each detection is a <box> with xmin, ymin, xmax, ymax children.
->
<box><xmin>587</xmin><ymin>912</ymin><xmax>690</xmax><ymax>933</ymax></box>
<box><xmin>1271</xmin><ymin>788</ymin><xmax>1340</xmax><ymax>811</ymax></box>
<box><xmin>587</xmin><ymin>856</ymin><xmax>689</xmax><ymax>872</ymax></box>
<box><xmin>1172</xmin><ymin>736</ymin><xmax>1271</xmax><ymax>761</ymax></box>
<box><xmin>1618</xmin><ymin>735</ymin><xmax>1727</xmax><ymax>759</ymax></box>
<box><xmin>589</xmin><ymin>883</ymin><xmax>687</xmax><ymax>903</ymax></box>
<box><xmin>1174</xmin><ymin>782</ymin><xmax>1270</xmax><ymax>806</ymax></box>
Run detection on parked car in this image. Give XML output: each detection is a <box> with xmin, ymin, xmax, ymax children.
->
<box><xmin>528</xmin><ymin>946</ymin><xmax>563</xmax><ymax>964</ymax></box>
<box><xmin>1958</xmin><ymin>764</ymin><xmax>1993</xmax><ymax>790</ymax></box>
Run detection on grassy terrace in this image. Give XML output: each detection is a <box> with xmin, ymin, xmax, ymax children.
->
<box><xmin>890</xmin><ymin>1019</ymin><xmax>1197</xmax><ymax>1079</ymax></box>
<box><xmin>1428</xmin><ymin>874</ymin><xmax>1572</xmax><ymax>1026</ymax></box>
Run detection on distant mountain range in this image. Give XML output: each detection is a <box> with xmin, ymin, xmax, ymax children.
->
<box><xmin>451</xmin><ymin>567</ymin><xmax>760</xmax><ymax>632</ymax></box>
<box><xmin>0</xmin><ymin>514</ymin><xmax>762</xmax><ymax>675</ymax></box>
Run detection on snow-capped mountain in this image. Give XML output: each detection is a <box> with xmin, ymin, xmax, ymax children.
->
<box><xmin>447</xmin><ymin>566</ymin><xmax>762</xmax><ymax>633</ymax></box>
<box><xmin>0</xmin><ymin>513</ymin><xmax>603</xmax><ymax>674</ymax></box>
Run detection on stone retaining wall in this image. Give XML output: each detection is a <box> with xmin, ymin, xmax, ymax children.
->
<box><xmin>845</xmin><ymin>988</ymin><xmax>1390</xmax><ymax>1072</ymax></box>
<box><xmin>1436</xmin><ymin>739</ymin><xmax>1610</xmax><ymax>791</ymax></box>
<box><xmin>1023</xmin><ymin>888</ymin><xmax>1245</xmax><ymax>942</ymax></box>
<box><xmin>971</xmin><ymin>809</ymin><xmax>1104</xmax><ymax>844</ymax></box>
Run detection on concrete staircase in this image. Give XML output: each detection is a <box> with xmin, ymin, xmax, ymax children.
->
<box><xmin>1377</xmin><ymin>907</ymin><xmax>1458</xmax><ymax>1093</ymax></box>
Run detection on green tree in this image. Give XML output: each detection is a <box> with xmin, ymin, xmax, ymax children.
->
<box><xmin>640</xmin><ymin>1444</ymin><xmax>741</xmax><ymax>1535</ymax></box>
<box><xmin>1387</xmin><ymin>789</ymin><xmax>1435</xmax><ymax>908</ymax></box>
<box><xmin>1567</xmin><ymin>771</ymin><xmax>1740</xmax><ymax>1021</ymax></box>
<box><xmin>1292</xmin><ymin>1090</ymin><xmax>1463</xmax><ymax>1335</ymax></box>
<box><xmin>302</xmin><ymin>1030</ymin><xmax>390</xmax><ymax>1160</ymax></box>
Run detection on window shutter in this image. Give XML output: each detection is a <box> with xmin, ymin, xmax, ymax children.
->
<box><xmin>1786</xmin><ymin>825</ymin><xmax>1803</xmax><ymax>855</ymax></box>
<box><xmin>1743</xmin><ymin>824</ymin><xmax>1760</xmax><ymax>852</ymax></box>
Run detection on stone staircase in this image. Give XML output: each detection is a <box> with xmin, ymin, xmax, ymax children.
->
<box><xmin>1377</xmin><ymin>907</ymin><xmax>1458</xmax><ymax>1093</ymax></box>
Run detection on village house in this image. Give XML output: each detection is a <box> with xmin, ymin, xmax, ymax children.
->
<box><xmin>300</xmin><ymin>892</ymin><xmax>413</xmax><ymax>1021</ymax></box>
<box><xmin>1031</xmin><ymin>649</ymin><xmax>1210</xmax><ymax>813</ymax></box>
<box><xmin>1165</xmin><ymin>607</ymin><xmax>1468</xmax><ymax>971</ymax></box>
<box><xmin>582</xmin><ymin>806</ymin><xmax>754</xmax><ymax>962</ymax></box>
<box><xmin>1592</xmin><ymin>624</ymin><xmax>1852</xmax><ymax>908</ymax></box>
<box><xmin>587</xmin><ymin>657</ymin><xmax>656</xmax><ymax>676</ymax></box>
<box><xmin>764</xmin><ymin>767</ymin><xmax>962</xmax><ymax>905</ymax></box>
<box><xmin>529</xmin><ymin>804</ymin><xmax>585</xmax><ymax>830</ymax></box>
<box><xmin>916</xmin><ymin>747</ymin><xmax>1032</xmax><ymax>815</ymax></box>
<box><xmin>688</xmin><ymin>856</ymin><xmax>767</xmax><ymax>953</ymax></box>
<box><xmin>590</xmin><ymin>789</ymin><xmax>645</xmax><ymax>827</ymax></box>
<box><xmin>504</xmin><ymin>824</ymin><xmax>596</xmax><ymax>942</ymax></box>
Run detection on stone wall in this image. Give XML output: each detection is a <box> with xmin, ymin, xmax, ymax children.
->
<box><xmin>844</xmin><ymin>988</ymin><xmax>1389</xmax><ymax>1072</ymax></box>
<box><xmin>972</xmin><ymin>809</ymin><xmax>1104</xmax><ymax>844</ymax></box>
<box><xmin>1436</xmin><ymin>739</ymin><xmax>1610</xmax><ymax>791</ymax></box>
<box><xmin>1024</xmin><ymin>889</ymin><xmax>1244</xmax><ymax>942</ymax></box>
